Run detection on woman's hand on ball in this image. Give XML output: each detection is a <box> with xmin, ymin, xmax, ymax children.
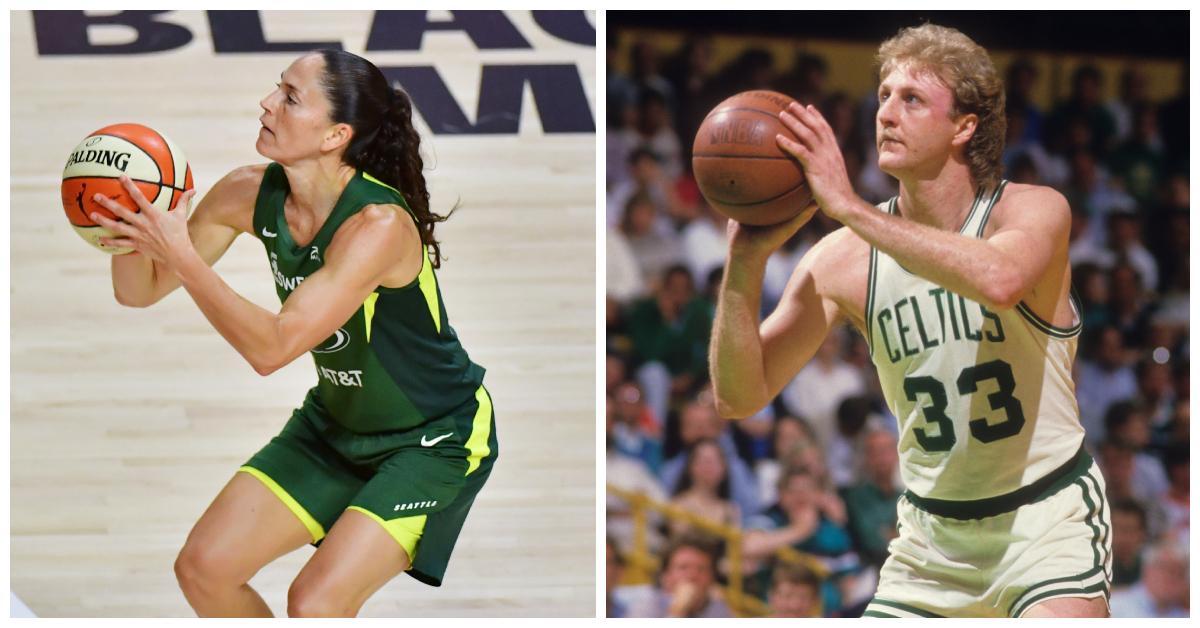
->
<box><xmin>776</xmin><ymin>102</ymin><xmax>856</xmax><ymax>222</ymax></box>
<box><xmin>91</xmin><ymin>174</ymin><xmax>196</xmax><ymax>266</ymax></box>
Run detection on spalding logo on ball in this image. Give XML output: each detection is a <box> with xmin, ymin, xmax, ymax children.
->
<box><xmin>61</xmin><ymin>123</ymin><xmax>194</xmax><ymax>254</ymax></box>
<box><xmin>692</xmin><ymin>90</ymin><xmax>813</xmax><ymax>226</ymax></box>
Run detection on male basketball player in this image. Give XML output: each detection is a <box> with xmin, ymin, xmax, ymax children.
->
<box><xmin>710</xmin><ymin>24</ymin><xmax>1111</xmax><ymax>617</ymax></box>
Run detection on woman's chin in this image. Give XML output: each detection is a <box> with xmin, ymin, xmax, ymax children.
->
<box><xmin>254</xmin><ymin>138</ymin><xmax>274</xmax><ymax>160</ymax></box>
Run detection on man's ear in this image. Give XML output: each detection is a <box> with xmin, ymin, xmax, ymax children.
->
<box><xmin>952</xmin><ymin>113</ymin><xmax>979</xmax><ymax>149</ymax></box>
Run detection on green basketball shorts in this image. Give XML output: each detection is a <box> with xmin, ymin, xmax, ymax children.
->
<box><xmin>241</xmin><ymin>384</ymin><xmax>498</xmax><ymax>587</ymax></box>
<box><xmin>863</xmin><ymin>449</ymin><xmax>1111</xmax><ymax>618</ymax></box>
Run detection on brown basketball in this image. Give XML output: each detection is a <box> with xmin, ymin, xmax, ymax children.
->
<box><xmin>692</xmin><ymin>90</ymin><xmax>812</xmax><ymax>226</ymax></box>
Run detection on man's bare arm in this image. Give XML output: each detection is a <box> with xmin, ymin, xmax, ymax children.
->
<box><xmin>710</xmin><ymin>221</ymin><xmax>842</xmax><ymax>419</ymax></box>
<box><xmin>828</xmin><ymin>185</ymin><xmax>1070</xmax><ymax>310</ymax></box>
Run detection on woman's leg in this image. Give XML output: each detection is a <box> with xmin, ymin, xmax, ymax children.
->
<box><xmin>286</xmin><ymin>508</ymin><xmax>410</xmax><ymax>617</ymax></box>
<box><xmin>175</xmin><ymin>471</ymin><xmax>315</xmax><ymax>617</ymax></box>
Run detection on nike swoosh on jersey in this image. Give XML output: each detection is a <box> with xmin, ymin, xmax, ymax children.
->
<box><xmin>262</xmin><ymin>227</ymin><xmax>276</xmax><ymax>238</ymax></box>
<box><xmin>420</xmin><ymin>432</ymin><xmax>453</xmax><ymax>447</ymax></box>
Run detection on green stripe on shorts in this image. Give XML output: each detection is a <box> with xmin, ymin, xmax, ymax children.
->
<box><xmin>868</xmin><ymin>599</ymin><xmax>944</xmax><ymax>618</ymax></box>
<box><xmin>1009</xmin><ymin>476</ymin><xmax>1108</xmax><ymax>617</ymax></box>
<box><xmin>1013</xmin><ymin>581</ymin><xmax>1109</xmax><ymax>618</ymax></box>
<box><xmin>1082</xmin><ymin>472</ymin><xmax>1112</xmax><ymax>579</ymax></box>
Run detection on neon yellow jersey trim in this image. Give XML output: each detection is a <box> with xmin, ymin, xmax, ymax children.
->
<box><xmin>362</xmin><ymin>171</ymin><xmax>401</xmax><ymax>195</ymax></box>
<box><xmin>363</xmin><ymin>171</ymin><xmax>440</xmax><ymax>335</ymax></box>
<box><xmin>363</xmin><ymin>292</ymin><xmax>379</xmax><ymax>342</ymax></box>
<box><xmin>417</xmin><ymin>254</ymin><xmax>442</xmax><ymax>334</ymax></box>
<box><xmin>463</xmin><ymin>385</ymin><xmax>493</xmax><ymax>476</ymax></box>
<box><xmin>346</xmin><ymin>506</ymin><xmax>426</xmax><ymax>566</ymax></box>
<box><xmin>238</xmin><ymin>466</ymin><xmax>325</xmax><ymax>543</ymax></box>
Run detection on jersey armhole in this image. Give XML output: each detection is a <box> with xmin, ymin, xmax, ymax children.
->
<box><xmin>359</xmin><ymin>170</ymin><xmax>427</xmax><ymax>293</ymax></box>
<box><xmin>864</xmin><ymin>198</ymin><xmax>893</xmax><ymax>357</ymax></box>
<box><xmin>1015</xmin><ymin>291</ymin><xmax>1082</xmax><ymax>338</ymax></box>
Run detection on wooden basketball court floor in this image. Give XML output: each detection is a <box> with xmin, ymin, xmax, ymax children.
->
<box><xmin>9</xmin><ymin>11</ymin><xmax>596</xmax><ymax>617</ymax></box>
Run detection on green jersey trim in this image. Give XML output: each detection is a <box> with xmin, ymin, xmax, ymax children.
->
<box><xmin>974</xmin><ymin>180</ymin><xmax>1008</xmax><ymax>237</ymax></box>
<box><xmin>866</xmin><ymin>245</ymin><xmax>879</xmax><ymax>358</ymax></box>
<box><xmin>902</xmin><ymin>446</ymin><xmax>1091</xmax><ymax>519</ymax></box>
<box><xmin>1015</xmin><ymin>293</ymin><xmax>1083</xmax><ymax>339</ymax></box>
<box><xmin>958</xmin><ymin>185</ymin><xmax>986</xmax><ymax>234</ymax></box>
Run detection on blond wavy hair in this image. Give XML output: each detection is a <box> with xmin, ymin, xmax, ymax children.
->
<box><xmin>877</xmin><ymin>24</ymin><xmax>1006</xmax><ymax>189</ymax></box>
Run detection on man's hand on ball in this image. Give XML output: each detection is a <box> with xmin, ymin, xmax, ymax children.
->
<box><xmin>776</xmin><ymin>102</ymin><xmax>856</xmax><ymax>222</ymax></box>
<box><xmin>91</xmin><ymin>174</ymin><xmax>196</xmax><ymax>265</ymax></box>
<box><xmin>726</xmin><ymin>199</ymin><xmax>818</xmax><ymax>263</ymax></box>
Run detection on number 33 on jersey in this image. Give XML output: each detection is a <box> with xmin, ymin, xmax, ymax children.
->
<box><xmin>866</xmin><ymin>187</ymin><xmax>1085</xmax><ymax>503</ymax></box>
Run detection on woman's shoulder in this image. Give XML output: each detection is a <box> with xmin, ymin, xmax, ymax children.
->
<box><xmin>338</xmin><ymin>202</ymin><xmax>419</xmax><ymax>241</ymax></box>
<box><xmin>200</xmin><ymin>164</ymin><xmax>271</xmax><ymax>207</ymax></box>
<box><xmin>217</xmin><ymin>163</ymin><xmax>271</xmax><ymax>194</ymax></box>
<box><xmin>189</xmin><ymin>164</ymin><xmax>271</xmax><ymax>231</ymax></box>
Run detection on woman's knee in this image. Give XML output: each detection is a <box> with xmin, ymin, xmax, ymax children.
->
<box><xmin>174</xmin><ymin>542</ymin><xmax>249</xmax><ymax>595</ymax></box>
<box><xmin>287</xmin><ymin>575</ymin><xmax>358</xmax><ymax>618</ymax></box>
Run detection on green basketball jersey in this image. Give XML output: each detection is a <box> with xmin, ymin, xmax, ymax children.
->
<box><xmin>252</xmin><ymin>162</ymin><xmax>485</xmax><ymax>434</ymax></box>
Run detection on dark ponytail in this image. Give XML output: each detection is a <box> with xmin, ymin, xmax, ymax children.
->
<box><xmin>316</xmin><ymin>49</ymin><xmax>451</xmax><ymax>267</ymax></box>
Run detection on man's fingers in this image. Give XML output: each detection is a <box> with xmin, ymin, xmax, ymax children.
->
<box><xmin>805</xmin><ymin>104</ymin><xmax>837</xmax><ymax>144</ymax></box>
<box><xmin>781</xmin><ymin>110</ymin><xmax>821</xmax><ymax>154</ymax></box>
<box><xmin>791</xmin><ymin>104</ymin><xmax>833</xmax><ymax>148</ymax></box>
<box><xmin>776</xmin><ymin>133</ymin><xmax>809</xmax><ymax>165</ymax></box>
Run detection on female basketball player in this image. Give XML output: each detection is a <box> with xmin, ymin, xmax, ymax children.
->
<box><xmin>90</xmin><ymin>50</ymin><xmax>497</xmax><ymax>617</ymax></box>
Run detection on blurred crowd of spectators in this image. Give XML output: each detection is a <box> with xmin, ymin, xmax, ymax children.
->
<box><xmin>606</xmin><ymin>34</ymin><xmax>1189</xmax><ymax>618</ymax></box>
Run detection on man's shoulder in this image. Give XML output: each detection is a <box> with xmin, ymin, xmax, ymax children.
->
<box><xmin>809</xmin><ymin>226</ymin><xmax>870</xmax><ymax>270</ymax></box>
<box><xmin>995</xmin><ymin>182</ymin><xmax>1069</xmax><ymax>216</ymax></box>
<box><xmin>999</xmin><ymin>181</ymin><xmax>1066</xmax><ymax>203</ymax></box>
<box><xmin>990</xmin><ymin>181</ymin><xmax>1071</xmax><ymax>232</ymax></box>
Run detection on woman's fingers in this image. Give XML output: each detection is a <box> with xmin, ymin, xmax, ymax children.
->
<box><xmin>91</xmin><ymin>192</ymin><xmax>144</xmax><ymax>227</ymax></box>
<box><xmin>90</xmin><ymin>210</ymin><xmax>140</xmax><ymax>238</ymax></box>
<box><xmin>176</xmin><ymin>189</ymin><xmax>197</xmax><ymax>218</ymax></box>
<box><xmin>118</xmin><ymin>174</ymin><xmax>157</xmax><ymax>214</ymax></box>
<box><xmin>98</xmin><ymin>237</ymin><xmax>137</xmax><ymax>250</ymax></box>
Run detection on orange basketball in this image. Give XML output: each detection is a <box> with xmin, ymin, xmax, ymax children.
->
<box><xmin>61</xmin><ymin>123</ymin><xmax>193</xmax><ymax>254</ymax></box>
<box><xmin>692</xmin><ymin>90</ymin><xmax>812</xmax><ymax>226</ymax></box>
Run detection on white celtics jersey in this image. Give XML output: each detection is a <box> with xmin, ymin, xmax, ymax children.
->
<box><xmin>866</xmin><ymin>181</ymin><xmax>1085</xmax><ymax>501</ymax></box>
